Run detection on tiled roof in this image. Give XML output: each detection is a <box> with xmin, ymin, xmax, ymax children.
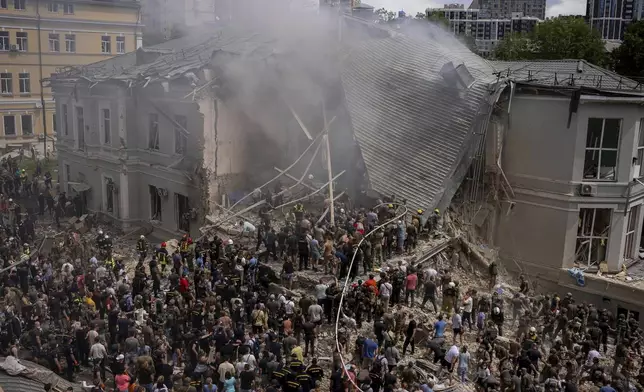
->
<box><xmin>490</xmin><ymin>59</ymin><xmax>644</xmax><ymax>92</ymax></box>
<box><xmin>340</xmin><ymin>19</ymin><xmax>499</xmax><ymax>211</ymax></box>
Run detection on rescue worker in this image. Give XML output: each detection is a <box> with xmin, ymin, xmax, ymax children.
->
<box><xmin>294</xmin><ymin>203</ymin><xmax>305</xmax><ymax>222</ymax></box>
<box><xmin>96</xmin><ymin>230</ymin><xmax>106</xmax><ymax>250</ymax></box>
<box><xmin>137</xmin><ymin>235</ymin><xmax>148</xmax><ymax>260</ymax></box>
<box><xmin>156</xmin><ymin>242</ymin><xmax>169</xmax><ymax>272</ymax></box>
<box><xmin>22</xmin><ymin>243</ymin><xmax>30</xmax><ymax>257</ymax></box>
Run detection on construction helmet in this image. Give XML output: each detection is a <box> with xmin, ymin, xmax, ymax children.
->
<box><xmin>417</xmin><ymin>209</ymin><xmax>424</xmax><ymax>215</ymax></box>
<box><xmin>161</xmin><ymin>242</ymin><xmax>167</xmax><ymax>248</ymax></box>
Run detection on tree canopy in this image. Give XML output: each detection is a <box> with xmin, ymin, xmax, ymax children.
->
<box><xmin>494</xmin><ymin>17</ymin><xmax>608</xmax><ymax>66</ymax></box>
<box><xmin>613</xmin><ymin>20</ymin><xmax>644</xmax><ymax>78</ymax></box>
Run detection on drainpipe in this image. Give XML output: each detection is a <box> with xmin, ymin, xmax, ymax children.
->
<box><xmin>36</xmin><ymin>0</ymin><xmax>49</xmax><ymax>155</ymax></box>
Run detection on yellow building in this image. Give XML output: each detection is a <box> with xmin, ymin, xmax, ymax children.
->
<box><xmin>0</xmin><ymin>0</ymin><xmax>141</xmax><ymax>148</ymax></box>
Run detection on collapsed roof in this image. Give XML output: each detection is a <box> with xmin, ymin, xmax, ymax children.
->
<box><xmin>48</xmin><ymin>15</ymin><xmax>507</xmax><ymax>214</ymax></box>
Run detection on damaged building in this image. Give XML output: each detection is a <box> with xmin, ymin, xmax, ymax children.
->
<box><xmin>481</xmin><ymin>60</ymin><xmax>644</xmax><ymax>319</ymax></box>
<box><xmin>48</xmin><ymin>7</ymin><xmax>644</xmax><ymax>317</ymax></box>
<box><xmin>49</xmin><ymin>13</ymin><xmax>501</xmax><ymax>238</ymax></box>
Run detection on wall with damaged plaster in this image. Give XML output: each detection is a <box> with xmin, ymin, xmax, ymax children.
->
<box><xmin>199</xmin><ymin>96</ymin><xmax>250</xmax><ymax>215</ymax></box>
<box><xmin>55</xmin><ymin>83</ymin><xmax>207</xmax><ymax>237</ymax></box>
<box><xmin>493</xmin><ymin>92</ymin><xmax>644</xmax><ymax>283</ymax></box>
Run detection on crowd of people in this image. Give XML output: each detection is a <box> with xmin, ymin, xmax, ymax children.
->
<box><xmin>0</xmin><ymin>186</ymin><xmax>641</xmax><ymax>392</ymax></box>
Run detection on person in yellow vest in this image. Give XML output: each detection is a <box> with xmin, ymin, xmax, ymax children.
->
<box><xmin>105</xmin><ymin>256</ymin><xmax>116</xmax><ymax>273</ymax></box>
<box><xmin>22</xmin><ymin>243</ymin><xmax>30</xmax><ymax>257</ymax></box>
<box><xmin>157</xmin><ymin>242</ymin><xmax>169</xmax><ymax>272</ymax></box>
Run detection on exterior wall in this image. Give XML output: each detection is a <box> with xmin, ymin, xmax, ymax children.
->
<box><xmin>0</xmin><ymin>0</ymin><xmax>141</xmax><ymax>146</ymax></box>
<box><xmin>493</xmin><ymin>92</ymin><xmax>644</xmax><ymax>316</ymax></box>
<box><xmin>54</xmin><ymin>77</ymin><xmax>249</xmax><ymax>237</ymax></box>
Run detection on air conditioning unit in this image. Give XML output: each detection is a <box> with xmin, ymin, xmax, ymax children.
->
<box><xmin>9</xmin><ymin>45</ymin><xmax>18</xmax><ymax>52</ymax></box>
<box><xmin>579</xmin><ymin>183</ymin><xmax>597</xmax><ymax>197</ymax></box>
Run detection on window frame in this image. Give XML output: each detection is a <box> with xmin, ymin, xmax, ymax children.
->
<box><xmin>576</xmin><ymin>208</ymin><xmax>612</xmax><ymax>267</ymax></box>
<box><xmin>75</xmin><ymin>106</ymin><xmax>85</xmax><ymax>150</ymax></box>
<box><xmin>624</xmin><ymin>205</ymin><xmax>639</xmax><ymax>261</ymax></box>
<box><xmin>63</xmin><ymin>2</ymin><xmax>73</xmax><ymax>14</ymax></box>
<box><xmin>174</xmin><ymin>115</ymin><xmax>187</xmax><ymax>155</ymax></box>
<box><xmin>48</xmin><ymin>33</ymin><xmax>60</xmax><ymax>52</ymax></box>
<box><xmin>0</xmin><ymin>0</ymin><xmax>7</xmax><ymax>9</ymax></box>
<box><xmin>3</xmin><ymin>115</ymin><xmax>16</xmax><ymax>136</ymax></box>
<box><xmin>47</xmin><ymin>1</ymin><xmax>58</xmax><ymax>12</ymax></box>
<box><xmin>61</xmin><ymin>103</ymin><xmax>69</xmax><ymax>136</ymax></box>
<box><xmin>148</xmin><ymin>113</ymin><xmax>159</xmax><ymax>150</ymax></box>
<box><xmin>149</xmin><ymin>185</ymin><xmax>162</xmax><ymax>221</ymax></box>
<box><xmin>65</xmin><ymin>34</ymin><xmax>76</xmax><ymax>53</ymax></box>
<box><xmin>583</xmin><ymin>118</ymin><xmax>621</xmax><ymax>182</ymax></box>
<box><xmin>0</xmin><ymin>73</ymin><xmax>12</xmax><ymax>95</ymax></box>
<box><xmin>0</xmin><ymin>32</ymin><xmax>9</xmax><ymax>51</ymax></box>
<box><xmin>116</xmin><ymin>36</ymin><xmax>125</xmax><ymax>54</ymax></box>
<box><xmin>101</xmin><ymin>35</ymin><xmax>111</xmax><ymax>54</ymax></box>
<box><xmin>13</xmin><ymin>0</ymin><xmax>25</xmax><ymax>10</ymax></box>
<box><xmin>16</xmin><ymin>32</ymin><xmax>27</xmax><ymax>52</ymax></box>
<box><xmin>103</xmin><ymin>175</ymin><xmax>115</xmax><ymax>213</ymax></box>
<box><xmin>20</xmin><ymin>114</ymin><xmax>32</xmax><ymax>136</ymax></box>
<box><xmin>18</xmin><ymin>72</ymin><xmax>30</xmax><ymax>94</ymax></box>
<box><xmin>100</xmin><ymin>106</ymin><xmax>111</xmax><ymax>145</ymax></box>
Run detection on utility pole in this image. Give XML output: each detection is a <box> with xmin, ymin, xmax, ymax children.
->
<box><xmin>323</xmin><ymin>101</ymin><xmax>334</xmax><ymax>226</ymax></box>
<box><xmin>36</xmin><ymin>0</ymin><xmax>48</xmax><ymax>156</ymax></box>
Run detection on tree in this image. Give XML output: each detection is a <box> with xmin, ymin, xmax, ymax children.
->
<box><xmin>614</xmin><ymin>20</ymin><xmax>644</xmax><ymax>78</ymax></box>
<box><xmin>494</xmin><ymin>34</ymin><xmax>535</xmax><ymax>60</ymax></box>
<box><xmin>425</xmin><ymin>10</ymin><xmax>449</xmax><ymax>28</ymax></box>
<box><xmin>493</xmin><ymin>16</ymin><xmax>608</xmax><ymax>66</ymax></box>
<box><xmin>375</xmin><ymin>7</ymin><xmax>396</xmax><ymax>23</ymax></box>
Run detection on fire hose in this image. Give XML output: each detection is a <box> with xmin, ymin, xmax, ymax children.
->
<box><xmin>334</xmin><ymin>202</ymin><xmax>409</xmax><ymax>391</ymax></box>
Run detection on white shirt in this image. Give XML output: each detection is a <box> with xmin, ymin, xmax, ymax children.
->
<box><xmin>380</xmin><ymin>282</ymin><xmax>393</xmax><ymax>297</ymax></box>
<box><xmin>242</xmin><ymin>222</ymin><xmax>256</xmax><ymax>233</ymax></box>
<box><xmin>285</xmin><ymin>300</ymin><xmax>295</xmax><ymax>315</ymax></box>
<box><xmin>314</xmin><ymin>284</ymin><xmax>328</xmax><ymax>300</ymax></box>
<box><xmin>424</xmin><ymin>268</ymin><xmax>438</xmax><ymax>280</ymax></box>
<box><xmin>462</xmin><ymin>296</ymin><xmax>473</xmax><ymax>313</ymax></box>
<box><xmin>452</xmin><ymin>313</ymin><xmax>462</xmax><ymax>329</ymax></box>
<box><xmin>90</xmin><ymin>342</ymin><xmax>107</xmax><ymax>359</ymax></box>
<box><xmin>587</xmin><ymin>349</ymin><xmax>601</xmax><ymax>365</ymax></box>
<box><xmin>445</xmin><ymin>345</ymin><xmax>460</xmax><ymax>363</ymax></box>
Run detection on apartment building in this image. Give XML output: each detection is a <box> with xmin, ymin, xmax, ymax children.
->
<box><xmin>586</xmin><ymin>0</ymin><xmax>636</xmax><ymax>41</ymax></box>
<box><xmin>473</xmin><ymin>0</ymin><xmax>545</xmax><ymax>19</ymax></box>
<box><xmin>0</xmin><ymin>0</ymin><xmax>141</xmax><ymax>148</ymax></box>
<box><xmin>432</xmin><ymin>7</ymin><xmax>539</xmax><ymax>56</ymax></box>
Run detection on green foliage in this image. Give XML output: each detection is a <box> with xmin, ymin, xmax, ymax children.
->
<box><xmin>494</xmin><ymin>34</ymin><xmax>535</xmax><ymax>60</ymax></box>
<box><xmin>425</xmin><ymin>10</ymin><xmax>449</xmax><ymax>27</ymax></box>
<box><xmin>375</xmin><ymin>7</ymin><xmax>396</xmax><ymax>23</ymax></box>
<box><xmin>493</xmin><ymin>17</ymin><xmax>608</xmax><ymax>66</ymax></box>
<box><xmin>614</xmin><ymin>20</ymin><xmax>644</xmax><ymax>78</ymax></box>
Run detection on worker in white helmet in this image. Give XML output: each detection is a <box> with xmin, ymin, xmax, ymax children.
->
<box><xmin>137</xmin><ymin>234</ymin><xmax>148</xmax><ymax>260</ymax></box>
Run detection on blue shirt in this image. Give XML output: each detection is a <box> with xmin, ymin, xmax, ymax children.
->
<box><xmin>420</xmin><ymin>385</ymin><xmax>433</xmax><ymax>392</ymax></box>
<box><xmin>434</xmin><ymin>320</ymin><xmax>447</xmax><ymax>337</ymax></box>
<box><xmin>600</xmin><ymin>387</ymin><xmax>616</xmax><ymax>392</ymax></box>
<box><xmin>363</xmin><ymin>338</ymin><xmax>378</xmax><ymax>359</ymax></box>
<box><xmin>224</xmin><ymin>378</ymin><xmax>236</xmax><ymax>392</ymax></box>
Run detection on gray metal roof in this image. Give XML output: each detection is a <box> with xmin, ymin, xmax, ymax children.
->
<box><xmin>0</xmin><ymin>357</ymin><xmax>78</xmax><ymax>392</ymax></box>
<box><xmin>340</xmin><ymin>20</ymin><xmax>499</xmax><ymax>211</ymax></box>
<box><xmin>490</xmin><ymin>59</ymin><xmax>644</xmax><ymax>93</ymax></box>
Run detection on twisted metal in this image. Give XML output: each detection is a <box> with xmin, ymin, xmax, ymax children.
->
<box><xmin>334</xmin><ymin>202</ymin><xmax>409</xmax><ymax>391</ymax></box>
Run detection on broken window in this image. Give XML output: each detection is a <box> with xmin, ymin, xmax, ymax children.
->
<box><xmin>3</xmin><ymin>115</ymin><xmax>15</xmax><ymax>136</ymax></box>
<box><xmin>174</xmin><ymin>115</ymin><xmax>187</xmax><ymax>155</ymax></box>
<box><xmin>105</xmin><ymin>178</ymin><xmax>114</xmax><ymax>213</ymax></box>
<box><xmin>176</xmin><ymin>193</ymin><xmax>190</xmax><ymax>232</ymax></box>
<box><xmin>101</xmin><ymin>108</ymin><xmax>111</xmax><ymax>145</ymax></box>
<box><xmin>62</xmin><ymin>104</ymin><xmax>68</xmax><ymax>135</ymax></box>
<box><xmin>637</xmin><ymin>119</ymin><xmax>644</xmax><ymax>178</ymax></box>
<box><xmin>148</xmin><ymin>113</ymin><xmax>159</xmax><ymax>150</ymax></box>
<box><xmin>576</xmin><ymin>208</ymin><xmax>611</xmax><ymax>267</ymax></box>
<box><xmin>149</xmin><ymin>185</ymin><xmax>162</xmax><ymax>221</ymax></box>
<box><xmin>624</xmin><ymin>205</ymin><xmax>639</xmax><ymax>261</ymax></box>
<box><xmin>583</xmin><ymin>118</ymin><xmax>620</xmax><ymax>181</ymax></box>
<box><xmin>76</xmin><ymin>106</ymin><xmax>85</xmax><ymax>150</ymax></box>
